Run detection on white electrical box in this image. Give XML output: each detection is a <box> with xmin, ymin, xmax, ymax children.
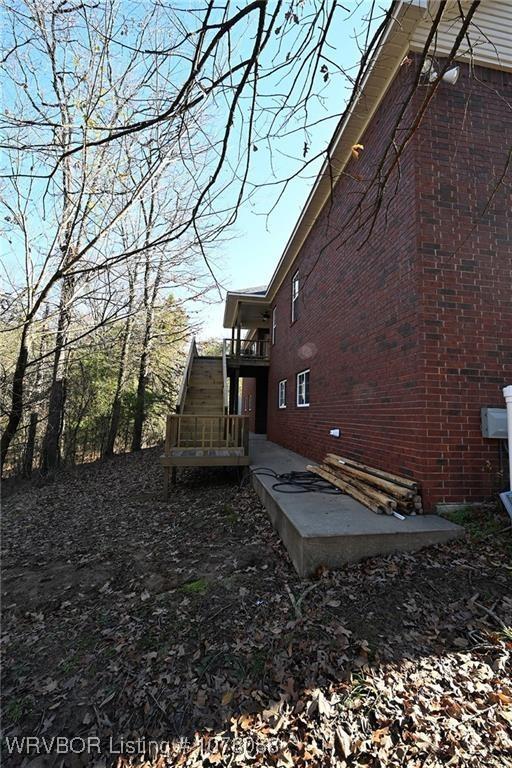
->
<box><xmin>481</xmin><ymin>407</ymin><xmax>508</xmax><ymax>439</ymax></box>
<box><xmin>500</xmin><ymin>491</ymin><xmax>512</xmax><ymax>521</ymax></box>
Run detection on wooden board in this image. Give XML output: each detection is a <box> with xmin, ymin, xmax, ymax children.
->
<box><xmin>161</xmin><ymin>455</ymin><xmax>250</xmax><ymax>468</ymax></box>
<box><xmin>326</xmin><ymin>453</ymin><xmax>418</xmax><ymax>491</ymax></box>
<box><xmin>324</xmin><ymin>455</ymin><xmax>415</xmax><ymax>500</ymax></box>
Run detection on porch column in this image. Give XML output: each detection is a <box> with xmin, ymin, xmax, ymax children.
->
<box><xmin>255</xmin><ymin>372</ymin><xmax>269</xmax><ymax>434</ymax></box>
<box><xmin>229</xmin><ymin>371</ymin><xmax>240</xmax><ymax>414</ymax></box>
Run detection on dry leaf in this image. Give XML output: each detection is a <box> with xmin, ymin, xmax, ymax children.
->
<box><xmin>336</xmin><ymin>726</ymin><xmax>352</xmax><ymax>758</ymax></box>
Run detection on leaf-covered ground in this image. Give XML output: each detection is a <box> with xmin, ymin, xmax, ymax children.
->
<box><xmin>2</xmin><ymin>448</ymin><xmax>512</xmax><ymax>767</ymax></box>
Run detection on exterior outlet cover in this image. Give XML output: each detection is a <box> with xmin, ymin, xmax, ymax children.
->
<box><xmin>330</xmin><ymin>428</ymin><xmax>341</xmax><ymax>438</ymax></box>
<box><xmin>481</xmin><ymin>407</ymin><xmax>508</xmax><ymax>439</ymax></box>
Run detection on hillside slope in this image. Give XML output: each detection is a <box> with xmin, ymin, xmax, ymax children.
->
<box><xmin>2</xmin><ymin>450</ymin><xmax>512</xmax><ymax>767</ymax></box>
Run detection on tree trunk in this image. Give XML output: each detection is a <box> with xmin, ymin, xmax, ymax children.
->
<box><xmin>104</xmin><ymin>273</ymin><xmax>136</xmax><ymax>457</ymax></box>
<box><xmin>22</xmin><ymin>412</ymin><xmax>38</xmax><ymax>478</ymax></box>
<box><xmin>131</xmin><ymin>249</ymin><xmax>162</xmax><ymax>452</ymax></box>
<box><xmin>0</xmin><ymin>324</ymin><xmax>30</xmax><ymax>473</ymax></box>
<box><xmin>40</xmin><ymin>274</ymin><xmax>75</xmax><ymax>474</ymax></box>
<box><xmin>131</xmin><ymin>336</ymin><xmax>150</xmax><ymax>452</ymax></box>
<box><xmin>104</xmin><ymin>398</ymin><xmax>122</xmax><ymax>457</ymax></box>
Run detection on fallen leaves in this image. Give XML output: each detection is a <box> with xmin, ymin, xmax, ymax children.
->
<box><xmin>221</xmin><ymin>690</ymin><xmax>234</xmax><ymax>706</ymax></box>
<box><xmin>2</xmin><ymin>448</ymin><xmax>512</xmax><ymax>767</ymax></box>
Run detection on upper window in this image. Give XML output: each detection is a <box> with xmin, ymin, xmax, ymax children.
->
<box><xmin>296</xmin><ymin>369</ymin><xmax>310</xmax><ymax>407</ymax></box>
<box><xmin>278</xmin><ymin>379</ymin><xmax>287</xmax><ymax>409</ymax></box>
<box><xmin>272</xmin><ymin>307</ymin><xmax>277</xmax><ymax>345</ymax></box>
<box><xmin>291</xmin><ymin>270</ymin><xmax>300</xmax><ymax>322</ymax></box>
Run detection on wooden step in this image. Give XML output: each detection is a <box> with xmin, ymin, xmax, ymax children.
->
<box><xmin>184</xmin><ymin>397</ymin><xmax>223</xmax><ymax>402</ymax></box>
<box><xmin>194</xmin><ymin>357</ymin><xmax>222</xmax><ymax>362</ymax></box>
<box><xmin>193</xmin><ymin>362</ymin><xmax>222</xmax><ymax>371</ymax></box>
<box><xmin>190</xmin><ymin>375</ymin><xmax>223</xmax><ymax>383</ymax></box>
<box><xmin>183</xmin><ymin>406</ymin><xmax>224</xmax><ymax>412</ymax></box>
<box><xmin>187</xmin><ymin>382</ymin><xmax>224</xmax><ymax>393</ymax></box>
<box><xmin>189</xmin><ymin>383</ymin><xmax>223</xmax><ymax>390</ymax></box>
<box><xmin>190</xmin><ymin>368</ymin><xmax>223</xmax><ymax>374</ymax></box>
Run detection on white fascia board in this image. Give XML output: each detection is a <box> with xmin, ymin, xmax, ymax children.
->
<box><xmin>262</xmin><ymin>0</ymin><xmax>426</xmax><ymax>303</ymax></box>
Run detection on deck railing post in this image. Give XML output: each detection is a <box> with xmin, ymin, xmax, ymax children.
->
<box><xmin>165</xmin><ymin>415</ymin><xmax>172</xmax><ymax>457</ymax></box>
<box><xmin>163</xmin><ymin>414</ymin><xmax>250</xmax><ymax>493</ymax></box>
<box><xmin>164</xmin><ymin>414</ymin><xmax>178</xmax><ymax>501</ymax></box>
<box><xmin>243</xmin><ymin>417</ymin><xmax>249</xmax><ymax>456</ymax></box>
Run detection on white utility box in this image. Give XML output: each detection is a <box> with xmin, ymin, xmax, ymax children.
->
<box><xmin>481</xmin><ymin>407</ymin><xmax>508</xmax><ymax>439</ymax></box>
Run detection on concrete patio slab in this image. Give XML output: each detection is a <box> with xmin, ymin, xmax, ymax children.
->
<box><xmin>249</xmin><ymin>435</ymin><xmax>463</xmax><ymax>577</ymax></box>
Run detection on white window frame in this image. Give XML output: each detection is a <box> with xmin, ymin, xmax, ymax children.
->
<box><xmin>296</xmin><ymin>369</ymin><xmax>310</xmax><ymax>407</ymax></box>
<box><xmin>278</xmin><ymin>379</ymin><xmax>287</xmax><ymax>409</ymax></box>
<box><xmin>291</xmin><ymin>270</ymin><xmax>299</xmax><ymax>323</ymax></box>
<box><xmin>272</xmin><ymin>307</ymin><xmax>277</xmax><ymax>345</ymax></box>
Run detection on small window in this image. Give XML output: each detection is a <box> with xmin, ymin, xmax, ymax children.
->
<box><xmin>291</xmin><ymin>270</ymin><xmax>300</xmax><ymax>322</ymax></box>
<box><xmin>296</xmin><ymin>369</ymin><xmax>310</xmax><ymax>407</ymax></box>
<box><xmin>278</xmin><ymin>379</ymin><xmax>287</xmax><ymax>409</ymax></box>
<box><xmin>248</xmin><ymin>394</ymin><xmax>253</xmax><ymax>412</ymax></box>
<box><xmin>272</xmin><ymin>307</ymin><xmax>277</xmax><ymax>345</ymax></box>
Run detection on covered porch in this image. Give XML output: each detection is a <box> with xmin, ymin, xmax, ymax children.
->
<box><xmin>223</xmin><ymin>287</ymin><xmax>271</xmax><ymax>431</ymax></box>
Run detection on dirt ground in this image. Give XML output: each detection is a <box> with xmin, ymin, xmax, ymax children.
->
<box><xmin>2</xmin><ymin>448</ymin><xmax>512</xmax><ymax>767</ymax></box>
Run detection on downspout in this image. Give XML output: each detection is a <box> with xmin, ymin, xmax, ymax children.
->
<box><xmin>503</xmin><ymin>385</ymin><xmax>512</xmax><ymax>490</ymax></box>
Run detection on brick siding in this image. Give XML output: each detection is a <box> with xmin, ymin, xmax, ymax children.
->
<box><xmin>266</xmin><ymin>58</ymin><xmax>512</xmax><ymax>510</ymax></box>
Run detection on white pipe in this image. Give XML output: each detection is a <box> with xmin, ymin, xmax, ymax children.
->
<box><xmin>503</xmin><ymin>385</ymin><xmax>512</xmax><ymax>491</ymax></box>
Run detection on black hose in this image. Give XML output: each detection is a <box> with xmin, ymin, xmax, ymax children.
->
<box><xmin>244</xmin><ymin>466</ymin><xmax>343</xmax><ymax>495</ymax></box>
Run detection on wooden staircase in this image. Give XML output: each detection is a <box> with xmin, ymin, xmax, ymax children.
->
<box><xmin>183</xmin><ymin>358</ymin><xmax>224</xmax><ymax>415</ymax></box>
<box><xmin>161</xmin><ymin>340</ymin><xmax>250</xmax><ymax>496</ymax></box>
<box><xmin>180</xmin><ymin>357</ymin><xmax>225</xmax><ymax>444</ymax></box>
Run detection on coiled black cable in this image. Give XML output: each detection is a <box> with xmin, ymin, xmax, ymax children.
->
<box><xmin>243</xmin><ymin>466</ymin><xmax>343</xmax><ymax>494</ymax></box>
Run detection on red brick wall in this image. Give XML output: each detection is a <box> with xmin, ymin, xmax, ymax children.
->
<box><xmin>241</xmin><ymin>378</ymin><xmax>256</xmax><ymax>433</ymax></box>
<box><xmin>415</xmin><ymin>62</ymin><xmax>512</xmax><ymax>507</ymax></box>
<box><xmin>267</xmin><ymin>59</ymin><xmax>512</xmax><ymax>510</ymax></box>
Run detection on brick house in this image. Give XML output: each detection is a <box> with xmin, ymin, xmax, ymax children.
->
<box><xmin>223</xmin><ymin>0</ymin><xmax>512</xmax><ymax>512</ymax></box>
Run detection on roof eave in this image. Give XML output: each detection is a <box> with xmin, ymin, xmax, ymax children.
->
<box><xmin>262</xmin><ymin>0</ymin><xmax>426</xmax><ymax>303</ymax></box>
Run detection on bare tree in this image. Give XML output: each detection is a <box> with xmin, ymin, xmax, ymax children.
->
<box><xmin>1</xmin><ymin>0</ymin><xmax>492</xmax><ymax>475</ymax></box>
<box><xmin>103</xmin><ymin>261</ymin><xmax>138</xmax><ymax>457</ymax></box>
<box><xmin>1</xmin><ymin>0</ymin><xmax>215</xmax><ymax>471</ymax></box>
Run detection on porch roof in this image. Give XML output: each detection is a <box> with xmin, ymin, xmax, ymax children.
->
<box><xmin>223</xmin><ymin>287</ymin><xmax>271</xmax><ymax>329</ymax></box>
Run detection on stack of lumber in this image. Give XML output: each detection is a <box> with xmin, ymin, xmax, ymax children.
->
<box><xmin>307</xmin><ymin>453</ymin><xmax>422</xmax><ymax>516</ymax></box>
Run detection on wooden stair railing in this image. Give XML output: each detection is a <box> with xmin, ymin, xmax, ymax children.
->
<box><xmin>176</xmin><ymin>337</ymin><xmax>198</xmax><ymax>414</ymax></box>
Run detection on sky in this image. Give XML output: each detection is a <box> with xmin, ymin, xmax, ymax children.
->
<box><xmin>1</xmin><ymin>0</ymin><xmax>381</xmax><ymax>339</ymax></box>
<box><xmin>196</xmin><ymin>1</ymin><xmax>379</xmax><ymax>340</ymax></box>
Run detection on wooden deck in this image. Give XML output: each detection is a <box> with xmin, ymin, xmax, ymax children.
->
<box><xmin>223</xmin><ymin>338</ymin><xmax>270</xmax><ymax>368</ymax></box>
<box><xmin>161</xmin><ymin>339</ymin><xmax>252</xmax><ymax>497</ymax></box>
<box><xmin>161</xmin><ymin>413</ymin><xmax>250</xmax><ymax>497</ymax></box>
